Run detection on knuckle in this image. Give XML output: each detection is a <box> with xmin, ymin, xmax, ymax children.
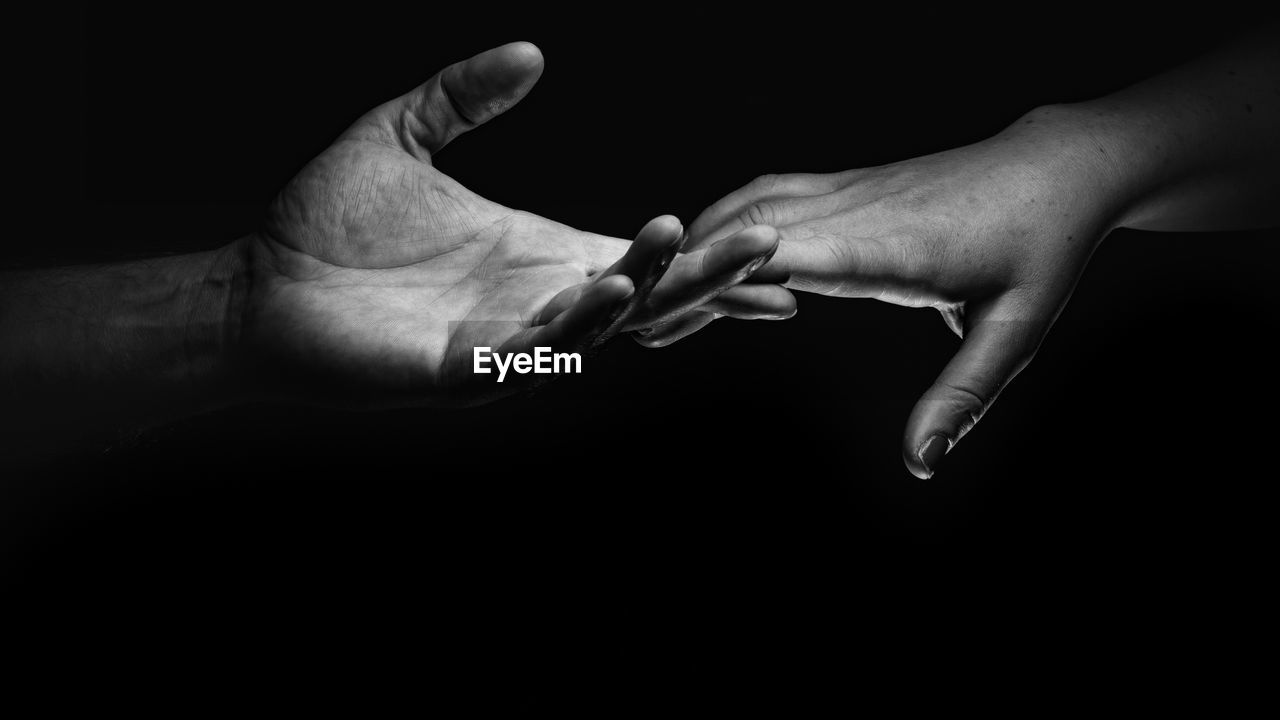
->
<box><xmin>935</xmin><ymin>381</ymin><xmax>990</xmax><ymax>435</ymax></box>
<box><xmin>886</xmin><ymin>235</ymin><xmax>930</xmax><ymax>278</ymax></box>
<box><xmin>871</xmin><ymin>182</ymin><xmax>935</xmax><ymax>214</ymax></box>
<box><xmin>939</xmin><ymin>380</ymin><xmax>991</xmax><ymax>413</ymax></box>
<box><xmin>741</xmin><ymin>201</ymin><xmax>776</xmax><ymax>228</ymax></box>
<box><xmin>829</xmin><ymin>167</ymin><xmax>869</xmax><ymax>188</ymax></box>
<box><xmin>875</xmin><ymin>233</ymin><xmax>949</xmax><ymax>299</ymax></box>
<box><xmin>748</xmin><ymin>173</ymin><xmax>781</xmax><ymax>193</ymax></box>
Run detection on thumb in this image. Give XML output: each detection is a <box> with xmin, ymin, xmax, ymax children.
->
<box><xmin>349</xmin><ymin>42</ymin><xmax>544</xmax><ymax>158</ymax></box>
<box><xmin>903</xmin><ymin>295</ymin><xmax>1049</xmax><ymax>479</ymax></box>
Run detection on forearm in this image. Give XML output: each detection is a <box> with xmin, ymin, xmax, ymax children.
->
<box><xmin>0</xmin><ymin>241</ymin><xmax>250</xmax><ymax>449</ymax></box>
<box><xmin>1053</xmin><ymin>27</ymin><xmax>1279</xmax><ymax>232</ymax></box>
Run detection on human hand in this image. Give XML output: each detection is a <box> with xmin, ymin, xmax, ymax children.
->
<box><xmin>239</xmin><ymin>43</ymin><xmax>791</xmax><ymax>406</ymax></box>
<box><xmin>682</xmin><ymin>107</ymin><xmax>1131</xmax><ymax>477</ymax></box>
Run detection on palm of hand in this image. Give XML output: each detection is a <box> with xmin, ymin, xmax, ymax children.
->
<box><xmin>234</xmin><ymin>41</ymin><xmax>787</xmax><ymax>406</ymax></box>
<box><xmin>248</xmin><ymin>137</ymin><xmax>606</xmax><ymax>398</ymax></box>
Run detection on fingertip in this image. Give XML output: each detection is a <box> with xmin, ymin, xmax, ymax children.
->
<box><xmin>729</xmin><ymin>223</ymin><xmax>778</xmax><ymax>252</ymax></box>
<box><xmin>902</xmin><ymin>432</ymin><xmax>950</xmax><ymax>480</ymax></box>
<box><xmin>638</xmin><ymin>214</ymin><xmax>684</xmax><ymax>248</ymax></box>
<box><xmin>702</xmin><ymin>224</ymin><xmax>776</xmax><ymax>264</ymax></box>
<box><xmin>652</xmin><ymin>213</ymin><xmax>682</xmax><ymax>230</ymax></box>
<box><xmin>702</xmin><ymin>284</ymin><xmax>796</xmax><ymax>320</ymax></box>
<box><xmin>631</xmin><ymin>328</ymin><xmax>687</xmax><ymax>349</ymax></box>
<box><xmin>594</xmin><ymin>273</ymin><xmax>635</xmax><ymax>302</ymax></box>
<box><xmin>463</xmin><ymin>42</ymin><xmax>544</xmax><ymax>106</ymax></box>
<box><xmin>632</xmin><ymin>331</ymin><xmax>667</xmax><ymax>349</ymax></box>
<box><xmin>626</xmin><ymin>216</ymin><xmax>685</xmax><ymax>280</ymax></box>
<box><xmin>739</xmin><ymin>223</ymin><xmax>779</xmax><ymax>247</ymax></box>
<box><xmin>631</xmin><ymin>312</ymin><xmax>719</xmax><ymax>348</ymax></box>
<box><xmin>441</xmin><ymin>43</ymin><xmax>547</xmax><ymax>131</ymax></box>
<box><xmin>904</xmin><ymin>460</ymin><xmax>933</xmax><ymax>481</ymax></box>
<box><xmin>774</xmin><ymin>288</ymin><xmax>798</xmax><ymax>319</ymax></box>
<box><xmin>728</xmin><ymin>226</ymin><xmax>780</xmax><ymax>279</ymax></box>
<box><xmin>902</xmin><ymin>443</ymin><xmax>933</xmax><ymax>480</ymax></box>
<box><xmin>495</xmin><ymin>42</ymin><xmax>544</xmax><ymax>76</ymax></box>
<box><xmin>504</xmin><ymin>41</ymin><xmax>543</xmax><ymax>62</ymax></box>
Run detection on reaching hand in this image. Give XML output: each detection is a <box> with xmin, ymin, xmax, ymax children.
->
<box><xmin>682</xmin><ymin>108</ymin><xmax>1128</xmax><ymax>477</ymax></box>
<box><xmin>241</xmin><ymin>43</ymin><xmax>792</xmax><ymax>406</ymax></box>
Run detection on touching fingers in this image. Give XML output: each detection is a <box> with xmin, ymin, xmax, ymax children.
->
<box><xmin>686</xmin><ymin>171</ymin><xmax>860</xmax><ymax>249</ymax></box>
<box><xmin>591</xmin><ymin>215</ymin><xmax>686</xmax><ymax>343</ymax></box>
<box><xmin>698</xmin><ymin>283</ymin><xmax>797</xmax><ymax>319</ymax></box>
<box><xmin>630</xmin><ymin>283</ymin><xmax>797</xmax><ymax>348</ymax></box>
<box><xmin>743</xmin><ymin>225</ymin><xmax>930</xmax><ymax>297</ymax></box>
<box><xmin>627</xmin><ymin>224</ymin><xmax>780</xmax><ymax>329</ymax></box>
<box><xmin>595</xmin><ymin>215</ymin><xmax>685</xmax><ymax>286</ymax></box>
<box><xmin>691</xmin><ymin>190</ymin><xmax>860</xmax><ymax>249</ymax></box>
<box><xmin>534</xmin><ymin>215</ymin><xmax>683</xmax><ymax>329</ymax></box>
<box><xmin>633</xmin><ymin>312</ymin><xmax>721</xmax><ymax>348</ymax></box>
<box><xmin>503</xmin><ymin>275</ymin><xmax>635</xmax><ymax>358</ymax></box>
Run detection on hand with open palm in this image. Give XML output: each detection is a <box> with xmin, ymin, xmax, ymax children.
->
<box><xmin>239</xmin><ymin>42</ymin><xmax>794</xmax><ymax>406</ymax></box>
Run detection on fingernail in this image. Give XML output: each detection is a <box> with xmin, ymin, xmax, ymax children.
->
<box><xmin>612</xmin><ymin>289</ymin><xmax>636</xmax><ymax>313</ymax></box>
<box><xmin>590</xmin><ymin>294</ymin><xmax>636</xmax><ymax>345</ymax></box>
<box><xmin>918</xmin><ymin>434</ymin><xmax>950</xmax><ymax>478</ymax></box>
<box><xmin>657</xmin><ymin>236</ymin><xmax>683</xmax><ymax>272</ymax></box>
<box><xmin>603</xmin><ymin>289</ymin><xmax>634</xmax><ymax>319</ymax></box>
<box><xmin>740</xmin><ymin>253</ymin><xmax>770</xmax><ymax>277</ymax></box>
<box><xmin>760</xmin><ymin>242</ymin><xmax>778</xmax><ymax>264</ymax></box>
<box><xmin>741</xmin><ymin>242</ymin><xmax>779</xmax><ymax>276</ymax></box>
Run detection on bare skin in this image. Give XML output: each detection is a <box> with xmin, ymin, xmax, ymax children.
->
<box><xmin>668</xmin><ymin>29</ymin><xmax>1280</xmax><ymax>478</ymax></box>
<box><xmin>0</xmin><ymin>43</ymin><xmax>794</xmax><ymax>446</ymax></box>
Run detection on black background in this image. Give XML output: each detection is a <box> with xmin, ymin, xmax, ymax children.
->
<box><xmin>6</xmin><ymin>4</ymin><xmax>1278</xmax><ymax>712</ymax></box>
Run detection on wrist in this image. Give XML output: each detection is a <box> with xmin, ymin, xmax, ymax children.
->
<box><xmin>1002</xmin><ymin>103</ymin><xmax>1153</xmax><ymax>235</ymax></box>
<box><xmin>188</xmin><ymin>237</ymin><xmax>254</xmax><ymax>407</ymax></box>
<box><xmin>1</xmin><ymin>243</ymin><xmax>258</xmax><ymax>444</ymax></box>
